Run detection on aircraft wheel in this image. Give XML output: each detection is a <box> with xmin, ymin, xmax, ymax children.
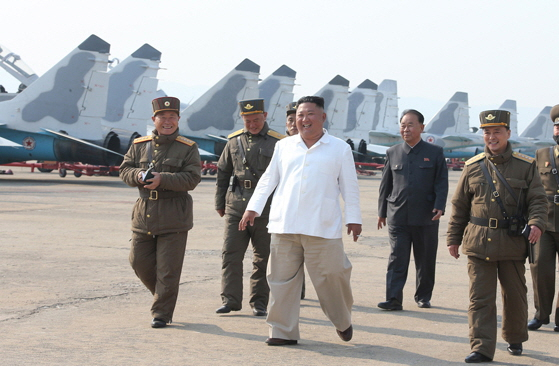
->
<box><xmin>74</xmin><ymin>171</ymin><xmax>82</xmax><ymax>178</ymax></box>
<box><xmin>37</xmin><ymin>168</ymin><xmax>53</xmax><ymax>173</ymax></box>
<box><xmin>59</xmin><ymin>168</ymin><xmax>67</xmax><ymax>178</ymax></box>
<box><xmin>209</xmin><ymin>168</ymin><xmax>217</xmax><ymax>175</ymax></box>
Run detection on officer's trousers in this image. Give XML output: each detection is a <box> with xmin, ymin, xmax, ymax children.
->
<box><xmin>530</xmin><ymin>230</ymin><xmax>559</xmax><ymax>324</ymax></box>
<box><xmin>386</xmin><ymin>224</ymin><xmax>438</xmax><ymax>303</ymax></box>
<box><xmin>221</xmin><ymin>215</ymin><xmax>270</xmax><ymax>310</ymax></box>
<box><xmin>130</xmin><ymin>231</ymin><xmax>188</xmax><ymax>322</ymax></box>
<box><xmin>467</xmin><ymin>256</ymin><xmax>528</xmax><ymax>359</ymax></box>
<box><xmin>266</xmin><ymin>233</ymin><xmax>353</xmax><ymax>340</ymax></box>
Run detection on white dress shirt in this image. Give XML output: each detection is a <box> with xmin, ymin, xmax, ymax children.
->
<box><xmin>247</xmin><ymin>129</ymin><xmax>362</xmax><ymax>239</ymax></box>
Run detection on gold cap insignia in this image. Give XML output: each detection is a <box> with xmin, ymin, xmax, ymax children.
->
<box><xmin>245</xmin><ymin>103</ymin><xmax>254</xmax><ymax>110</ymax></box>
<box><xmin>164</xmin><ymin>101</ymin><xmax>171</xmax><ymax>107</ymax></box>
<box><xmin>555</xmin><ymin>117</ymin><xmax>559</xmax><ymax>123</ymax></box>
<box><xmin>486</xmin><ymin>114</ymin><xmax>496</xmax><ymax>121</ymax></box>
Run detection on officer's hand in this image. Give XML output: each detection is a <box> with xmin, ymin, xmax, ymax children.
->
<box><xmin>216</xmin><ymin>209</ymin><xmax>225</xmax><ymax>217</ymax></box>
<box><xmin>432</xmin><ymin>209</ymin><xmax>443</xmax><ymax>221</ymax></box>
<box><xmin>347</xmin><ymin>223</ymin><xmax>362</xmax><ymax>242</ymax></box>
<box><xmin>448</xmin><ymin>244</ymin><xmax>460</xmax><ymax>259</ymax></box>
<box><xmin>143</xmin><ymin>172</ymin><xmax>161</xmax><ymax>190</ymax></box>
<box><xmin>528</xmin><ymin>225</ymin><xmax>542</xmax><ymax>244</ymax></box>
<box><xmin>239</xmin><ymin>211</ymin><xmax>258</xmax><ymax>231</ymax></box>
<box><xmin>377</xmin><ymin>217</ymin><xmax>386</xmax><ymax>230</ymax></box>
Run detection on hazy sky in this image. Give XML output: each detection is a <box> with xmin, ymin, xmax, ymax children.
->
<box><xmin>1</xmin><ymin>0</ymin><xmax>557</xmax><ymax>132</ymax></box>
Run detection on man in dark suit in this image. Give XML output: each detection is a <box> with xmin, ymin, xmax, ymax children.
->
<box><xmin>377</xmin><ymin>109</ymin><xmax>449</xmax><ymax>310</ymax></box>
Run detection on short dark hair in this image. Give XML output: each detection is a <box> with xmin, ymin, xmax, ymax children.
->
<box><xmin>296</xmin><ymin>96</ymin><xmax>324</xmax><ymax>109</ymax></box>
<box><xmin>400</xmin><ymin>109</ymin><xmax>424</xmax><ymax>124</ymax></box>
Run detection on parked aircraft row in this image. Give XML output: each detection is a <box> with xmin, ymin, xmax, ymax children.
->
<box><xmin>1</xmin><ymin>34</ymin><xmax>555</xmax><ymax>173</ymax></box>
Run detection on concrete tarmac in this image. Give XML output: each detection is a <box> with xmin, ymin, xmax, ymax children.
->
<box><xmin>1</xmin><ymin>167</ymin><xmax>558</xmax><ymax>365</ymax></box>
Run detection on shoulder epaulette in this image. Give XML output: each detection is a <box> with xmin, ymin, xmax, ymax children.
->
<box><xmin>228</xmin><ymin>129</ymin><xmax>244</xmax><ymax>139</ymax></box>
<box><xmin>465</xmin><ymin>152</ymin><xmax>485</xmax><ymax>166</ymax></box>
<box><xmin>133</xmin><ymin>135</ymin><xmax>152</xmax><ymax>144</ymax></box>
<box><xmin>512</xmin><ymin>151</ymin><xmax>535</xmax><ymax>164</ymax></box>
<box><xmin>267</xmin><ymin>130</ymin><xmax>285</xmax><ymax>140</ymax></box>
<box><xmin>176</xmin><ymin>136</ymin><xmax>195</xmax><ymax>146</ymax></box>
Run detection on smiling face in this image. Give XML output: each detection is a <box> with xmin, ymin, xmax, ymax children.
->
<box><xmin>242</xmin><ymin>112</ymin><xmax>267</xmax><ymax>135</ymax></box>
<box><xmin>296</xmin><ymin>102</ymin><xmax>326</xmax><ymax>146</ymax></box>
<box><xmin>483</xmin><ymin>126</ymin><xmax>510</xmax><ymax>155</ymax></box>
<box><xmin>152</xmin><ymin>111</ymin><xmax>180</xmax><ymax>135</ymax></box>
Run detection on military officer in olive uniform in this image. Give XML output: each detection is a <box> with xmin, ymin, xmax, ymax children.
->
<box><xmin>447</xmin><ymin>110</ymin><xmax>547</xmax><ymax>363</ymax></box>
<box><xmin>215</xmin><ymin>98</ymin><xmax>284</xmax><ymax>316</ymax></box>
<box><xmin>529</xmin><ymin>104</ymin><xmax>559</xmax><ymax>333</ymax></box>
<box><xmin>120</xmin><ymin>97</ymin><xmax>201</xmax><ymax>328</ymax></box>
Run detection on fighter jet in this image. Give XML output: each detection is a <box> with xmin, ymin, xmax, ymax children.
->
<box><xmin>0</xmin><ymin>34</ymin><xmax>123</xmax><ymax>166</ymax></box>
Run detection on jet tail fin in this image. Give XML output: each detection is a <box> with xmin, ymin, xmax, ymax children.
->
<box><xmin>315</xmin><ymin>75</ymin><xmax>350</xmax><ymax>133</ymax></box>
<box><xmin>258</xmin><ymin>65</ymin><xmax>296</xmax><ymax>134</ymax></box>
<box><xmin>520</xmin><ymin>106</ymin><xmax>553</xmax><ymax>140</ymax></box>
<box><xmin>424</xmin><ymin>92</ymin><xmax>469</xmax><ymax>135</ymax></box>
<box><xmin>180</xmin><ymin>58</ymin><xmax>260</xmax><ymax>136</ymax></box>
<box><xmin>2</xmin><ymin>34</ymin><xmax>111</xmax><ymax>140</ymax></box>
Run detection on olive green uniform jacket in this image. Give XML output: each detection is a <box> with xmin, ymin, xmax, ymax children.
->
<box><xmin>120</xmin><ymin>129</ymin><xmax>201</xmax><ymax>235</ymax></box>
<box><xmin>535</xmin><ymin>145</ymin><xmax>559</xmax><ymax>232</ymax></box>
<box><xmin>215</xmin><ymin>123</ymin><xmax>283</xmax><ymax>218</ymax></box>
<box><xmin>447</xmin><ymin>143</ymin><xmax>547</xmax><ymax>260</ymax></box>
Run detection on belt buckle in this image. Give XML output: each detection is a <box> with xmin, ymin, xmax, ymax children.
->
<box><xmin>149</xmin><ymin>190</ymin><xmax>158</xmax><ymax>200</ymax></box>
<box><xmin>244</xmin><ymin>180</ymin><xmax>252</xmax><ymax>189</ymax></box>
<box><xmin>554</xmin><ymin>195</ymin><xmax>559</xmax><ymax>205</ymax></box>
<box><xmin>489</xmin><ymin>218</ymin><xmax>498</xmax><ymax>229</ymax></box>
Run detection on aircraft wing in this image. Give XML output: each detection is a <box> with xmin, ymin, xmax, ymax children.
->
<box><xmin>199</xmin><ymin>148</ymin><xmax>219</xmax><ymax>162</ymax></box>
<box><xmin>367</xmin><ymin>143</ymin><xmax>388</xmax><ymax>157</ymax></box>
<box><xmin>206</xmin><ymin>134</ymin><xmax>228</xmax><ymax>142</ymax></box>
<box><xmin>369</xmin><ymin>131</ymin><xmax>400</xmax><ymax>138</ymax></box>
<box><xmin>42</xmin><ymin>128</ymin><xmax>124</xmax><ymax>157</ymax></box>
<box><xmin>0</xmin><ymin>136</ymin><xmax>22</xmax><ymax>147</ymax></box>
<box><xmin>441</xmin><ymin>135</ymin><xmax>474</xmax><ymax>143</ymax></box>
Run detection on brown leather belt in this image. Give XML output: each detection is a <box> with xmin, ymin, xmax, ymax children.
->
<box><xmin>139</xmin><ymin>190</ymin><xmax>188</xmax><ymax>201</ymax></box>
<box><xmin>470</xmin><ymin>216</ymin><xmax>510</xmax><ymax>229</ymax></box>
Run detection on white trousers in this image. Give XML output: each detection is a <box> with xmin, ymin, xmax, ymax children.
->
<box><xmin>266</xmin><ymin>233</ymin><xmax>353</xmax><ymax>340</ymax></box>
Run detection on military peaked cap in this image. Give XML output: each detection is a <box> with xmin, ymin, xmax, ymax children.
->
<box><xmin>286</xmin><ymin>102</ymin><xmax>297</xmax><ymax>116</ymax></box>
<box><xmin>239</xmin><ymin>99</ymin><xmax>265</xmax><ymax>115</ymax></box>
<box><xmin>550</xmin><ymin>104</ymin><xmax>559</xmax><ymax>125</ymax></box>
<box><xmin>152</xmin><ymin>96</ymin><xmax>180</xmax><ymax>116</ymax></box>
<box><xmin>479</xmin><ymin>110</ymin><xmax>510</xmax><ymax>129</ymax></box>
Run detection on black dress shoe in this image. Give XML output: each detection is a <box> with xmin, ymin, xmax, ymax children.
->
<box><xmin>527</xmin><ymin>317</ymin><xmax>549</xmax><ymax>330</ymax></box>
<box><xmin>555</xmin><ymin>324</ymin><xmax>559</xmax><ymax>332</ymax></box>
<box><xmin>336</xmin><ymin>325</ymin><xmax>353</xmax><ymax>342</ymax></box>
<box><xmin>507</xmin><ymin>343</ymin><xmax>522</xmax><ymax>356</ymax></box>
<box><xmin>252</xmin><ymin>307</ymin><xmax>267</xmax><ymax>317</ymax></box>
<box><xmin>417</xmin><ymin>300</ymin><xmax>431</xmax><ymax>308</ymax></box>
<box><xmin>377</xmin><ymin>299</ymin><xmax>403</xmax><ymax>311</ymax></box>
<box><xmin>216</xmin><ymin>305</ymin><xmax>231</xmax><ymax>314</ymax></box>
<box><xmin>151</xmin><ymin>318</ymin><xmax>167</xmax><ymax>328</ymax></box>
<box><xmin>265</xmin><ymin>337</ymin><xmax>298</xmax><ymax>346</ymax></box>
<box><xmin>465</xmin><ymin>352</ymin><xmax>492</xmax><ymax>363</ymax></box>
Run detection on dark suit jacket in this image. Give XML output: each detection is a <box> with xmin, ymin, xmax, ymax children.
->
<box><xmin>378</xmin><ymin>139</ymin><xmax>448</xmax><ymax>226</ymax></box>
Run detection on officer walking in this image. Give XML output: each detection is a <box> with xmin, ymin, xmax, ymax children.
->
<box><xmin>447</xmin><ymin>110</ymin><xmax>547</xmax><ymax>363</ymax></box>
<box><xmin>215</xmin><ymin>99</ymin><xmax>283</xmax><ymax>316</ymax></box>
<box><xmin>529</xmin><ymin>104</ymin><xmax>559</xmax><ymax>333</ymax></box>
<box><xmin>377</xmin><ymin>109</ymin><xmax>448</xmax><ymax>310</ymax></box>
<box><xmin>120</xmin><ymin>97</ymin><xmax>201</xmax><ymax>328</ymax></box>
